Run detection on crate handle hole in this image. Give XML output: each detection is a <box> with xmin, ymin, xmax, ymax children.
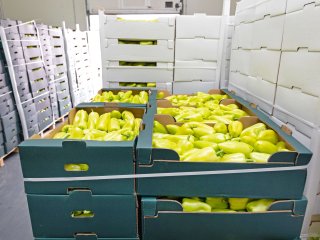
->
<box><xmin>71</xmin><ymin>210</ymin><xmax>94</xmax><ymax>218</ymax></box>
<box><xmin>64</xmin><ymin>164</ymin><xmax>89</xmax><ymax>171</ymax></box>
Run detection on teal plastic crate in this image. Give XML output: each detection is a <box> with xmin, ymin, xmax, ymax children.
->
<box><xmin>141</xmin><ymin>197</ymin><xmax>307</xmax><ymax>240</ymax></box>
<box><xmin>136</xmin><ymin>92</ymin><xmax>312</xmax><ymax>199</ymax></box>
<box><xmin>28</xmin><ymin>191</ymin><xmax>138</xmax><ymax>238</ymax></box>
<box><xmin>35</xmin><ymin>238</ymin><xmax>139</xmax><ymax>240</ymax></box>
<box><xmin>19</xmin><ymin>106</ymin><xmax>153</xmax><ymax>195</ymax></box>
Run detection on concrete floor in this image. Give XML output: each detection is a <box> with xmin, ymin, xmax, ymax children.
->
<box><xmin>0</xmin><ymin>153</ymin><xmax>33</xmax><ymax>240</ymax></box>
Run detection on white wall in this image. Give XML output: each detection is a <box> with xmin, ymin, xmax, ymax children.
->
<box><xmin>0</xmin><ymin>0</ymin><xmax>88</xmax><ymax>30</ymax></box>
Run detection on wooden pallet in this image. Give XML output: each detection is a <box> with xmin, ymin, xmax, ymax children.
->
<box><xmin>0</xmin><ymin>147</ymin><xmax>19</xmax><ymax>167</ymax></box>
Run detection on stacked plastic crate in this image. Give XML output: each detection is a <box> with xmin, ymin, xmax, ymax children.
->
<box><xmin>48</xmin><ymin>27</ymin><xmax>72</xmax><ymax>116</ymax></box>
<box><xmin>19</xmin><ymin>94</ymin><xmax>158</xmax><ymax>239</ymax></box>
<box><xmin>174</xmin><ymin>14</ymin><xmax>223</xmax><ymax>94</ymax></box>
<box><xmin>17</xmin><ymin>22</ymin><xmax>54</xmax><ymax>132</ymax></box>
<box><xmin>37</xmin><ymin>23</ymin><xmax>59</xmax><ymax>120</ymax></box>
<box><xmin>100</xmin><ymin>13</ymin><xmax>175</xmax><ymax>92</ymax></box>
<box><xmin>0</xmin><ymin>19</ymin><xmax>22</xmax><ymax>154</ymax></box>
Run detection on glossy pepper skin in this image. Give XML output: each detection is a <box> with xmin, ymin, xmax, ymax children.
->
<box><xmin>250</xmin><ymin>152</ymin><xmax>270</xmax><ymax>163</ymax></box>
<box><xmin>182</xmin><ymin>198</ymin><xmax>212</xmax><ymax>212</ymax></box>
<box><xmin>229</xmin><ymin>198</ymin><xmax>249</xmax><ymax>211</ymax></box>
<box><xmin>240</xmin><ymin>123</ymin><xmax>266</xmax><ymax>138</ymax></box>
<box><xmin>228</xmin><ymin>121</ymin><xmax>243</xmax><ymax>138</ymax></box>
<box><xmin>206</xmin><ymin>197</ymin><xmax>228</xmax><ymax>209</ymax></box>
<box><xmin>221</xmin><ymin>153</ymin><xmax>246</xmax><ymax>163</ymax></box>
<box><xmin>254</xmin><ymin>140</ymin><xmax>278</xmax><ymax>154</ymax></box>
<box><xmin>73</xmin><ymin>110</ymin><xmax>88</xmax><ymax>130</ymax></box>
<box><xmin>246</xmin><ymin>199</ymin><xmax>274</xmax><ymax>212</ymax></box>
<box><xmin>96</xmin><ymin>113</ymin><xmax>111</xmax><ymax>132</ymax></box>
<box><xmin>153</xmin><ymin>121</ymin><xmax>168</xmax><ymax>134</ymax></box>
<box><xmin>218</xmin><ymin>141</ymin><xmax>253</xmax><ymax>158</ymax></box>
<box><xmin>214</xmin><ymin>122</ymin><xmax>228</xmax><ymax>134</ymax></box>
<box><xmin>87</xmin><ymin>112</ymin><xmax>99</xmax><ymax>129</ymax></box>
<box><xmin>257</xmin><ymin>129</ymin><xmax>278</xmax><ymax>144</ymax></box>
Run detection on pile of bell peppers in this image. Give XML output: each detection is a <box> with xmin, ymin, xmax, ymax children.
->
<box><xmin>53</xmin><ymin>109</ymin><xmax>141</xmax><ymax>141</ymax></box>
<box><xmin>180</xmin><ymin>197</ymin><xmax>275</xmax><ymax>213</ymax></box>
<box><xmin>153</xmin><ymin>119</ymin><xmax>290</xmax><ymax>163</ymax></box>
<box><xmin>93</xmin><ymin>90</ymin><xmax>149</xmax><ymax>104</ymax></box>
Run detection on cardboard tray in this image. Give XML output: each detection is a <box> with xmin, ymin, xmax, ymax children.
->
<box><xmin>28</xmin><ymin>191</ymin><xmax>138</xmax><ymax>239</ymax></box>
<box><xmin>136</xmin><ymin>90</ymin><xmax>312</xmax><ymax>199</ymax></box>
<box><xmin>141</xmin><ymin>197</ymin><xmax>307</xmax><ymax>240</ymax></box>
<box><xmin>19</xmin><ymin>105</ymin><xmax>153</xmax><ymax>195</ymax></box>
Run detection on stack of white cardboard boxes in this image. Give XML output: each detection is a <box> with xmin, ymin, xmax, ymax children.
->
<box><xmin>101</xmin><ymin>15</ymin><xmax>175</xmax><ymax>92</ymax></box>
<box><xmin>229</xmin><ymin>0</ymin><xmax>320</xmax><ymax>234</ymax></box>
<box><xmin>174</xmin><ymin>14</ymin><xmax>222</xmax><ymax>93</ymax></box>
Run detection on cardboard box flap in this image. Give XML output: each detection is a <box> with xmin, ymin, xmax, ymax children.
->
<box><xmin>269</xmin><ymin>197</ymin><xmax>307</xmax><ymax>215</ymax></box>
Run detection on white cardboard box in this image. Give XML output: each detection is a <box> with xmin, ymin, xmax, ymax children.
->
<box><xmin>273</xmin><ymin>85</ymin><xmax>320</xmax><ymax>137</ymax></box>
<box><xmin>175</xmin><ymin>39</ymin><xmax>219</xmax><ymax>61</ymax></box>
<box><xmin>108</xmin><ymin>81</ymin><xmax>172</xmax><ymax>93</ymax></box>
<box><xmin>282</xmin><ymin>4</ymin><xmax>320</xmax><ymax>51</ymax></box>
<box><xmin>176</xmin><ymin>14</ymin><xmax>221</xmax><ymax>39</ymax></box>
<box><xmin>103</xmin><ymin>39</ymin><xmax>174</xmax><ymax>62</ymax></box>
<box><xmin>174</xmin><ymin>60</ymin><xmax>218</xmax><ymax>82</ymax></box>
<box><xmin>251</xmin><ymin>49</ymin><xmax>281</xmax><ymax>84</ymax></box>
<box><xmin>286</xmin><ymin>0</ymin><xmax>320</xmax><ymax>13</ymax></box>
<box><xmin>230</xmin><ymin>49</ymin><xmax>252</xmax><ymax>76</ymax></box>
<box><xmin>232</xmin><ymin>23</ymin><xmax>253</xmax><ymax>50</ymax></box>
<box><xmin>245</xmin><ymin>75</ymin><xmax>276</xmax><ymax>115</ymax></box>
<box><xmin>103</xmin><ymin>15</ymin><xmax>175</xmax><ymax>40</ymax></box>
<box><xmin>278</xmin><ymin>50</ymin><xmax>320</xmax><ymax>97</ymax></box>
<box><xmin>228</xmin><ymin>71</ymin><xmax>249</xmax><ymax>100</ymax></box>
<box><xmin>104</xmin><ymin>61</ymin><xmax>173</xmax><ymax>83</ymax></box>
<box><xmin>172</xmin><ymin>81</ymin><xmax>219</xmax><ymax>94</ymax></box>
<box><xmin>252</xmin><ymin>14</ymin><xmax>285</xmax><ymax>50</ymax></box>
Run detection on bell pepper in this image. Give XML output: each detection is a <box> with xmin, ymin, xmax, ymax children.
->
<box><xmin>82</xmin><ymin>132</ymin><xmax>95</xmax><ymax>140</ymax></box>
<box><xmin>64</xmin><ymin>164</ymin><xmax>81</xmax><ymax>171</ymax></box>
<box><xmin>53</xmin><ymin>132</ymin><xmax>69</xmax><ymax>139</ymax></box>
<box><xmin>166</xmin><ymin>125</ymin><xmax>180</xmax><ymax>134</ymax></box>
<box><xmin>250</xmin><ymin>152</ymin><xmax>270</xmax><ymax>163</ymax></box>
<box><xmin>257</xmin><ymin>129</ymin><xmax>278</xmax><ymax>144</ymax></box>
<box><xmin>193</xmin><ymin>127</ymin><xmax>215</xmax><ymax>138</ymax></box>
<box><xmin>178</xmin><ymin>140</ymin><xmax>194</xmax><ymax>155</ymax></box>
<box><xmin>200</xmin><ymin>133</ymin><xmax>226</xmax><ymax>143</ymax></box>
<box><xmin>157</xmin><ymin>91</ymin><xmax>165</xmax><ymax>99</ymax></box>
<box><xmin>183</xmin><ymin>147</ymin><xmax>220</xmax><ymax>162</ymax></box>
<box><xmin>157</xmin><ymin>108</ymin><xmax>180</xmax><ymax>117</ymax></box>
<box><xmin>84</xmin><ymin>129</ymin><xmax>107</xmax><ymax>139</ymax></box>
<box><xmin>254</xmin><ymin>140</ymin><xmax>278</xmax><ymax>154</ymax></box>
<box><xmin>147</xmin><ymin>83</ymin><xmax>156</xmax><ymax>87</ymax></box>
<box><xmin>93</xmin><ymin>94</ymin><xmax>102</xmax><ymax>102</ymax></box>
<box><xmin>120</xmin><ymin>129</ymin><xmax>135</xmax><ymax>141</ymax></box>
<box><xmin>69</xmin><ymin>127</ymin><xmax>84</xmax><ymax>139</ymax></box>
<box><xmin>221</xmin><ymin>153</ymin><xmax>246</xmax><ymax>163</ymax></box>
<box><xmin>133</xmin><ymin>118</ymin><xmax>142</xmax><ymax>136</ymax></box>
<box><xmin>153</xmin><ymin>121</ymin><xmax>168</xmax><ymax>134</ymax></box>
<box><xmin>212</xmin><ymin>116</ymin><xmax>233</xmax><ymax>125</ymax></box>
<box><xmin>96</xmin><ymin>113</ymin><xmax>111</xmax><ymax>132</ymax></box>
<box><xmin>87</xmin><ymin>112</ymin><xmax>99</xmax><ymax>129</ymax></box>
<box><xmin>132</xmin><ymin>95</ymin><xmax>141</xmax><ymax>104</ymax></box>
<box><xmin>111</xmin><ymin>110</ymin><xmax>122</xmax><ymax>119</ymax></box>
<box><xmin>122</xmin><ymin>90</ymin><xmax>132</xmax><ymax>100</ymax></box>
<box><xmin>109</xmin><ymin>118</ymin><xmax>120</xmax><ymax>132</ymax></box>
<box><xmin>246</xmin><ymin>199</ymin><xmax>274</xmax><ymax>212</ymax></box>
<box><xmin>182</xmin><ymin>198</ymin><xmax>211</xmax><ymax>212</ymax></box>
<box><xmin>218</xmin><ymin>141</ymin><xmax>253</xmax><ymax>158</ymax></box>
<box><xmin>175</xmin><ymin>126</ymin><xmax>193</xmax><ymax>135</ymax></box>
<box><xmin>228</xmin><ymin>121</ymin><xmax>243</xmax><ymax>138</ymax></box>
<box><xmin>214</xmin><ymin>122</ymin><xmax>228</xmax><ymax>134</ymax></box>
<box><xmin>153</xmin><ymin>138</ymin><xmax>178</xmax><ymax>152</ymax></box>
<box><xmin>230</xmin><ymin>109</ymin><xmax>248</xmax><ymax>119</ymax></box>
<box><xmin>194</xmin><ymin>141</ymin><xmax>219</xmax><ymax>151</ymax></box>
<box><xmin>104</xmin><ymin>131</ymin><xmax>125</xmax><ymax>141</ymax></box>
<box><xmin>240</xmin><ymin>135</ymin><xmax>257</xmax><ymax>146</ymax></box>
<box><xmin>228</xmin><ymin>198</ymin><xmax>249</xmax><ymax>211</ymax></box>
<box><xmin>73</xmin><ymin>110</ymin><xmax>88</xmax><ymax>130</ymax></box>
<box><xmin>139</xmin><ymin>91</ymin><xmax>149</xmax><ymax>104</ymax></box>
<box><xmin>177</xmin><ymin>113</ymin><xmax>204</xmax><ymax>122</ymax></box>
<box><xmin>62</xmin><ymin>124</ymin><xmax>74</xmax><ymax>133</ymax></box>
<box><xmin>206</xmin><ymin>197</ymin><xmax>228</xmax><ymax>209</ymax></box>
<box><xmin>276</xmin><ymin>141</ymin><xmax>287</xmax><ymax>150</ymax></box>
<box><xmin>122</xmin><ymin>111</ymin><xmax>135</xmax><ymax>126</ymax></box>
<box><xmin>240</xmin><ymin>123</ymin><xmax>267</xmax><ymax>138</ymax></box>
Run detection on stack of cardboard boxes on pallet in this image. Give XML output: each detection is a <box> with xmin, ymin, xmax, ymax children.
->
<box><xmin>100</xmin><ymin>14</ymin><xmax>175</xmax><ymax>92</ymax></box>
<box><xmin>174</xmin><ymin>14</ymin><xmax>223</xmax><ymax>93</ymax></box>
